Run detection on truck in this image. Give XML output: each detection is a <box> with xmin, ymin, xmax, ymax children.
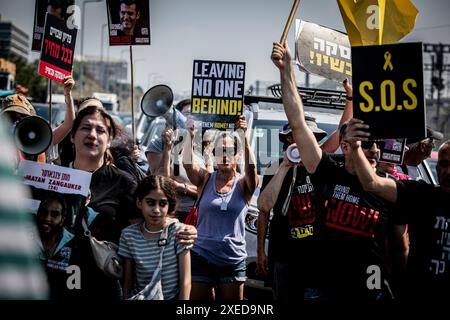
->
<box><xmin>92</xmin><ymin>92</ymin><xmax>119</xmax><ymax>113</ymax></box>
<box><xmin>0</xmin><ymin>58</ymin><xmax>16</xmax><ymax>97</ymax></box>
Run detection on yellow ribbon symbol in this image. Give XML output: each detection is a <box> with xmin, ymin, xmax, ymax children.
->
<box><xmin>383</xmin><ymin>51</ymin><xmax>394</xmax><ymax>71</ymax></box>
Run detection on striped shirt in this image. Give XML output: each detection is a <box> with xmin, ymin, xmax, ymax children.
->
<box><xmin>0</xmin><ymin>118</ymin><xmax>49</xmax><ymax>299</ymax></box>
<box><xmin>118</xmin><ymin>221</ymin><xmax>187</xmax><ymax>300</ymax></box>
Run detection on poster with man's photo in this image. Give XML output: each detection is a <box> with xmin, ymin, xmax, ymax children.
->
<box><xmin>32</xmin><ymin>0</ymin><xmax>75</xmax><ymax>51</ymax></box>
<box><xmin>380</xmin><ymin>138</ymin><xmax>407</xmax><ymax>165</ymax></box>
<box><xmin>106</xmin><ymin>0</ymin><xmax>151</xmax><ymax>46</ymax></box>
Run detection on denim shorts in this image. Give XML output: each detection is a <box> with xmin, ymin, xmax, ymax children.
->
<box><xmin>191</xmin><ymin>250</ymin><xmax>247</xmax><ymax>284</ymax></box>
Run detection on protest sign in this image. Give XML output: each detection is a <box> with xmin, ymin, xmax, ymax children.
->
<box><xmin>380</xmin><ymin>138</ymin><xmax>406</xmax><ymax>165</ymax></box>
<box><xmin>191</xmin><ymin>60</ymin><xmax>245</xmax><ymax>130</ymax></box>
<box><xmin>18</xmin><ymin>160</ymin><xmax>91</xmax><ymax>197</ymax></box>
<box><xmin>32</xmin><ymin>0</ymin><xmax>75</xmax><ymax>51</ymax></box>
<box><xmin>295</xmin><ymin>20</ymin><xmax>352</xmax><ymax>82</ymax></box>
<box><xmin>106</xmin><ymin>0</ymin><xmax>151</xmax><ymax>46</ymax></box>
<box><xmin>38</xmin><ymin>13</ymin><xmax>77</xmax><ymax>83</ymax></box>
<box><xmin>352</xmin><ymin>42</ymin><xmax>425</xmax><ymax>139</ymax></box>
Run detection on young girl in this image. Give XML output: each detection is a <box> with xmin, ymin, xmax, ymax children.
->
<box><xmin>118</xmin><ymin>175</ymin><xmax>191</xmax><ymax>300</ymax></box>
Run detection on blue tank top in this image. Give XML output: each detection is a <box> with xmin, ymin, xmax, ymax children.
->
<box><xmin>192</xmin><ymin>171</ymin><xmax>248</xmax><ymax>265</ymax></box>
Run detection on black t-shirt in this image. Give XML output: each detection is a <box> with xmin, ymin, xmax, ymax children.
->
<box><xmin>312</xmin><ymin>152</ymin><xmax>392</xmax><ymax>300</ymax></box>
<box><xmin>395</xmin><ymin>180</ymin><xmax>450</xmax><ymax>300</ymax></box>
<box><xmin>261</xmin><ymin>160</ymin><xmax>320</xmax><ymax>264</ymax></box>
<box><xmin>89</xmin><ymin>164</ymin><xmax>138</xmax><ymax>242</ymax></box>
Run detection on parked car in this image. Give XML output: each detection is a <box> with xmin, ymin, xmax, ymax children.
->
<box><xmin>32</xmin><ymin>102</ymin><xmax>66</xmax><ymax>128</ymax></box>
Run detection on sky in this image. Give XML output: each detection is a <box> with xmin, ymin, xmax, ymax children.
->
<box><xmin>1</xmin><ymin>0</ymin><xmax>450</xmax><ymax>97</ymax></box>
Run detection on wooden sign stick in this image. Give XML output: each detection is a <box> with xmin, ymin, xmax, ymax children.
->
<box><xmin>280</xmin><ymin>0</ymin><xmax>301</xmax><ymax>45</ymax></box>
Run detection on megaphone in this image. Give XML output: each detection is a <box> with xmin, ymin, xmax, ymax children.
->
<box><xmin>286</xmin><ymin>144</ymin><xmax>301</xmax><ymax>163</ymax></box>
<box><xmin>140</xmin><ymin>84</ymin><xmax>186</xmax><ymax>129</ymax></box>
<box><xmin>14</xmin><ymin>116</ymin><xmax>52</xmax><ymax>155</ymax></box>
<box><xmin>141</xmin><ymin>84</ymin><xmax>174</xmax><ymax>118</ymax></box>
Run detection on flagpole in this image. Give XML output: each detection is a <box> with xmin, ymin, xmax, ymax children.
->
<box><xmin>129</xmin><ymin>45</ymin><xmax>135</xmax><ymax>143</ymax></box>
<box><xmin>280</xmin><ymin>0</ymin><xmax>301</xmax><ymax>45</ymax></box>
<box><xmin>48</xmin><ymin>79</ymin><xmax>52</xmax><ymax>129</ymax></box>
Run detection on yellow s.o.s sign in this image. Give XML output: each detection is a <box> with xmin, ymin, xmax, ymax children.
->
<box><xmin>352</xmin><ymin>43</ymin><xmax>425</xmax><ymax>139</ymax></box>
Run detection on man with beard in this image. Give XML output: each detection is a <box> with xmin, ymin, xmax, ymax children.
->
<box><xmin>271</xmin><ymin>41</ymin><xmax>403</xmax><ymax>302</ymax></box>
<box><xmin>37</xmin><ymin>193</ymin><xmax>75</xmax><ymax>299</ymax></box>
<box><xmin>344</xmin><ymin>118</ymin><xmax>450</xmax><ymax>302</ymax></box>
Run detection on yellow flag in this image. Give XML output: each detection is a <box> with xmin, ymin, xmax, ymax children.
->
<box><xmin>337</xmin><ymin>0</ymin><xmax>419</xmax><ymax>46</ymax></box>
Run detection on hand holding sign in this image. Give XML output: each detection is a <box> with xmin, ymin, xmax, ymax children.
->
<box><xmin>342</xmin><ymin>118</ymin><xmax>371</xmax><ymax>150</ymax></box>
<box><xmin>63</xmin><ymin>76</ymin><xmax>75</xmax><ymax>96</ymax></box>
<box><xmin>271</xmin><ymin>42</ymin><xmax>292</xmax><ymax>71</ymax></box>
<box><xmin>235</xmin><ymin>115</ymin><xmax>248</xmax><ymax>133</ymax></box>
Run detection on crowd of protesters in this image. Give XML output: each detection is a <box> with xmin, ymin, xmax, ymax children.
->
<box><xmin>0</xmin><ymin>40</ymin><xmax>448</xmax><ymax>304</ymax></box>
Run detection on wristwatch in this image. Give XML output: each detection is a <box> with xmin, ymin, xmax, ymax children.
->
<box><xmin>183</xmin><ymin>182</ymin><xmax>188</xmax><ymax>195</ymax></box>
<box><xmin>346</xmin><ymin>95</ymin><xmax>353</xmax><ymax>101</ymax></box>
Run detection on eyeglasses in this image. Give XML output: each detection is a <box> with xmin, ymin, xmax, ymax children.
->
<box><xmin>212</xmin><ymin>147</ymin><xmax>237</xmax><ymax>157</ymax></box>
<box><xmin>361</xmin><ymin>140</ymin><xmax>385</xmax><ymax>149</ymax></box>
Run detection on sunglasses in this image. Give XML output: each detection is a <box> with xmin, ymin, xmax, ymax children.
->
<box><xmin>361</xmin><ymin>140</ymin><xmax>385</xmax><ymax>149</ymax></box>
<box><xmin>212</xmin><ymin>147</ymin><xmax>237</xmax><ymax>157</ymax></box>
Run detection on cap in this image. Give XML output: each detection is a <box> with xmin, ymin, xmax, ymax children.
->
<box><xmin>279</xmin><ymin>114</ymin><xmax>327</xmax><ymax>146</ymax></box>
<box><xmin>406</xmin><ymin>126</ymin><xmax>444</xmax><ymax>145</ymax></box>
<box><xmin>78</xmin><ymin>98</ymin><xmax>104</xmax><ymax>112</ymax></box>
<box><xmin>1</xmin><ymin>94</ymin><xmax>36</xmax><ymax>116</ymax></box>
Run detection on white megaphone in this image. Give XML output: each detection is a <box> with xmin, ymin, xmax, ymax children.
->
<box><xmin>286</xmin><ymin>144</ymin><xmax>301</xmax><ymax>163</ymax></box>
<box><xmin>140</xmin><ymin>84</ymin><xmax>186</xmax><ymax>129</ymax></box>
<box><xmin>14</xmin><ymin>116</ymin><xmax>52</xmax><ymax>155</ymax></box>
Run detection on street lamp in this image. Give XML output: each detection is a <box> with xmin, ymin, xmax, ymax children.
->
<box><xmin>100</xmin><ymin>24</ymin><xmax>108</xmax><ymax>89</ymax></box>
<box><xmin>79</xmin><ymin>0</ymin><xmax>102</xmax><ymax>97</ymax></box>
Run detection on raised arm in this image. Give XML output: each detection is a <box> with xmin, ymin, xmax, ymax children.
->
<box><xmin>236</xmin><ymin>115</ymin><xmax>258</xmax><ymax>202</ymax></box>
<box><xmin>182</xmin><ymin>120</ymin><xmax>209</xmax><ymax>188</ymax></box>
<box><xmin>52</xmin><ymin>76</ymin><xmax>75</xmax><ymax>145</ymax></box>
<box><xmin>157</xmin><ymin>127</ymin><xmax>174</xmax><ymax>176</ymax></box>
<box><xmin>272</xmin><ymin>42</ymin><xmax>322</xmax><ymax>173</ymax></box>
<box><xmin>344</xmin><ymin>118</ymin><xmax>398</xmax><ymax>203</ymax></box>
<box><xmin>256</xmin><ymin>156</ymin><xmax>293</xmax><ymax>276</ymax></box>
<box><xmin>257</xmin><ymin>155</ymin><xmax>293</xmax><ymax>214</ymax></box>
<box><xmin>321</xmin><ymin>78</ymin><xmax>353</xmax><ymax>153</ymax></box>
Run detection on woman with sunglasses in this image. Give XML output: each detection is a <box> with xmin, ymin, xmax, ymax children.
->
<box><xmin>183</xmin><ymin>115</ymin><xmax>258</xmax><ymax>300</ymax></box>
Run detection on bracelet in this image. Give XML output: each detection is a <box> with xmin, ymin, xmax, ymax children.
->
<box><xmin>346</xmin><ymin>95</ymin><xmax>353</xmax><ymax>101</ymax></box>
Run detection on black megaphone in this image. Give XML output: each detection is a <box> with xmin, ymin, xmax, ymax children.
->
<box><xmin>14</xmin><ymin>116</ymin><xmax>52</xmax><ymax>155</ymax></box>
<box><xmin>140</xmin><ymin>84</ymin><xmax>174</xmax><ymax>119</ymax></box>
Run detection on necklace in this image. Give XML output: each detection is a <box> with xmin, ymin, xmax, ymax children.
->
<box><xmin>217</xmin><ymin>174</ymin><xmax>236</xmax><ymax>211</ymax></box>
<box><xmin>143</xmin><ymin>223</ymin><xmax>163</xmax><ymax>234</ymax></box>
